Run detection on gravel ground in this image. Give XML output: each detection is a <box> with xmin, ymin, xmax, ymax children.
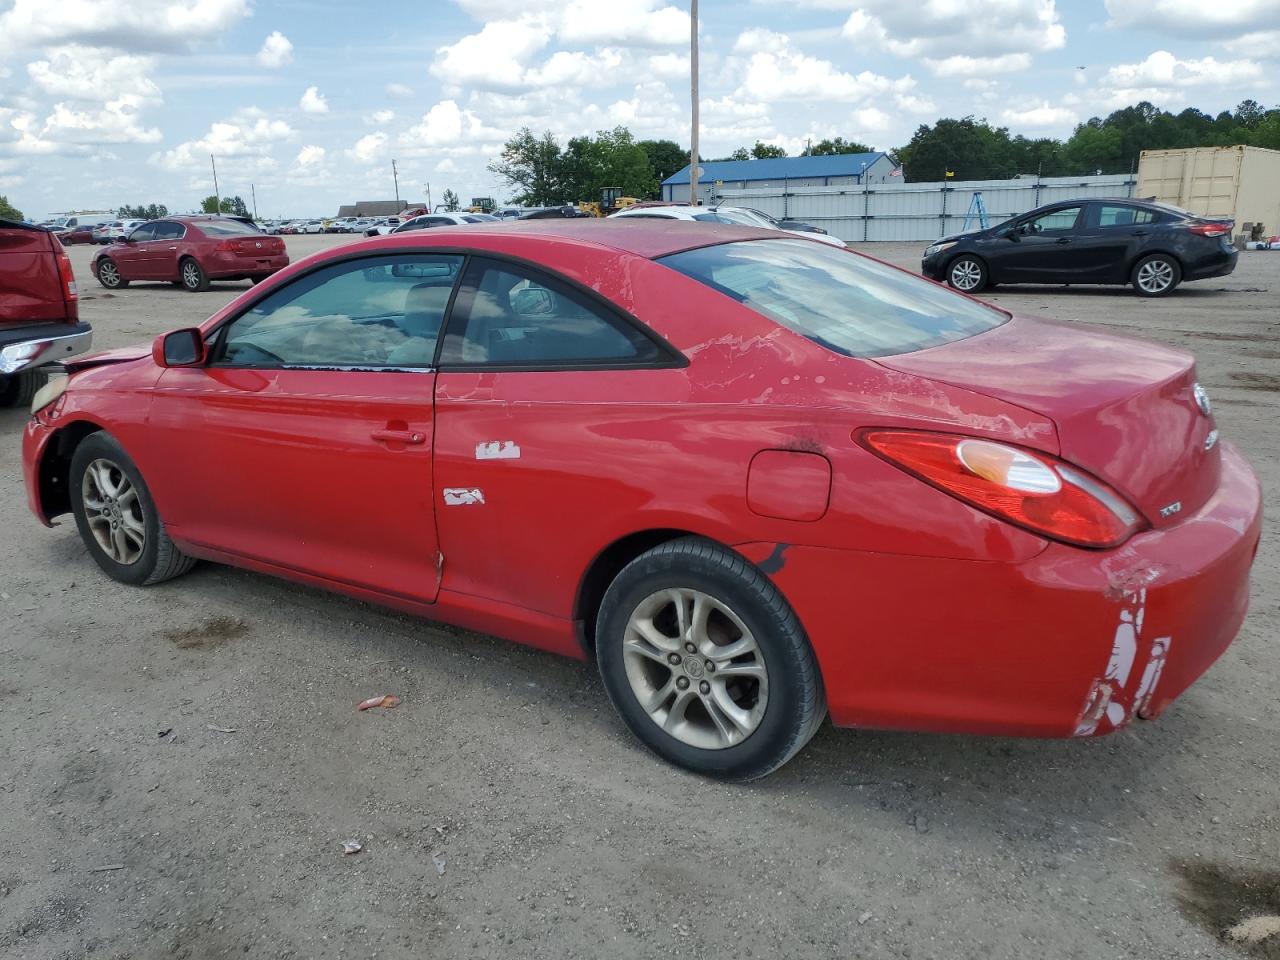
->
<box><xmin>2</xmin><ymin>235</ymin><xmax>1277</xmax><ymax>960</ymax></box>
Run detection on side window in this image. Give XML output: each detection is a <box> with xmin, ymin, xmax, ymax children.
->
<box><xmin>1022</xmin><ymin>206</ymin><xmax>1081</xmax><ymax>234</ymax></box>
<box><xmin>439</xmin><ymin>258</ymin><xmax>661</xmax><ymax>367</ymax></box>
<box><xmin>213</xmin><ymin>255</ymin><xmax>463</xmax><ymax>369</ymax></box>
<box><xmin>425</xmin><ymin>217</ymin><xmax>453</xmax><ymax>227</ymax></box>
<box><xmin>1097</xmin><ymin>205</ymin><xmax>1156</xmax><ymax>228</ymax></box>
<box><xmin>129</xmin><ymin>223</ymin><xmax>157</xmax><ymax>242</ymax></box>
<box><xmin>153</xmin><ymin>221</ymin><xmax>185</xmax><ymax>240</ymax></box>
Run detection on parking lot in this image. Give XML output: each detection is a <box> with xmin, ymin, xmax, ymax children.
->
<box><xmin>2</xmin><ymin>234</ymin><xmax>1277</xmax><ymax>959</ymax></box>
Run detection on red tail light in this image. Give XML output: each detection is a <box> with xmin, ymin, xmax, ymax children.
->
<box><xmin>214</xmin><ymin>239</ymin><xmax>237</xmax><ymax>252</ymax></box>
<box><xmin>859</xmin><ymin>430</ymin><xmax>1146</xmax><ymax>549</ymax></box>
<box><xmin>56</xmin><ymin>251</ymin><xmax>79</xmax><ymax>322</ymax></box>
<box><xmin>1188</xmin><ymin>221</ymin><xmax>1232</xmax><ymax>238</ymax></box>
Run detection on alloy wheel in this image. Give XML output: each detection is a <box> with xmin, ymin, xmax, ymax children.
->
<box><xmin>81</xmin><ymin>458</ymin><xmax>146</xmax><ymax>565</ymax></box>
<box><xmin>622</xmin><ymin>587</ymin><xmax>769</xmax><ymax>750</ymax></box>
<box><xmin>950</xmin><ymin>259</ymin><xmax>982</xmax><ymax>291</ymax></box>
<box><xmin>98</xmin><ymin>261</ymin><xmax>120</xmax><ymax>287</ymax></box>
<box><xmin>182</xmin><ymin>261</ymin><xmax>201</xmax><ymax>289</ymax></box>
<box><xmin>1136</xmin><ymin>259</ymin><xmax>1174</xmax><ymax>294</ymax></box>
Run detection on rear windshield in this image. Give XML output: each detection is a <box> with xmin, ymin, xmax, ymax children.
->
<box><xmin>660</xmin><ymin>239</ymin><xmax>1007</xmax><ymax>358</ymax></box>
<box><xmin>199</xmin><ymin>219</ymin><xmax>264</xmax><ymax>237</ymax></box>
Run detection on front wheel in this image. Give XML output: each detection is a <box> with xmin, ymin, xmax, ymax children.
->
<box><xmin>946</xmin><ymin>255</ymin><xmax>988</xmax><ymax>293</ymax></box>
<box><xmin>1131</xmin><ymin>254</ymin><xmax>1181</xmax><ymax>296</ymax></box>
<box><xmin>0</xmin><ymin>369</ymin><xmax>47</xmax><ymax>408</ymax></box>
<box><xmin>70</xmin><ymin>432</ymin><xmax>196</xmax><ymax>586</ymax></box>
<box><xmin>596</xmin><ymin>538</ymin><xmax>825</xmax><ymax>780</ymax></box>
<box><xmin>96</xmin><ymin>258</ymin><xmax>128</xmax><ymax>289</ymax></box>
<box><xmin>180</xmin><ymin>257</ymin><xmax>210</xmax><ymax>292</ymax></box>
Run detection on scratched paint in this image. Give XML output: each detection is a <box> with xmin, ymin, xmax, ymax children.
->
<box><xmin>443</xmin><ymin>488</ymin><xmax>485</xmax><ymax>506</ymax></box>
<box><xmin>476</xmin><ymin>440</ymin><xmax>520</xmax><ymax>461</ymax></box>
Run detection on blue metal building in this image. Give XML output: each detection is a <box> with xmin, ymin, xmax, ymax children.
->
<box><xmin>661</xmin><ymin>152</ymin><xmax>900</xmax><ymax>204</ymax></box>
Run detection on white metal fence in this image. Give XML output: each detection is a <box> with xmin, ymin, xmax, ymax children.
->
<box><xmin>716</xmin><ymin>174</ymin><xmax>1138</xmax><ymax>242</ymax></box>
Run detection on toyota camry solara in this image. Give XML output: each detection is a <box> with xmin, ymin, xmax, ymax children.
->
<box><xmin>23</xmin><ymin>220</ymin><xmax>1261</xmax><ymax>780</ymax></box>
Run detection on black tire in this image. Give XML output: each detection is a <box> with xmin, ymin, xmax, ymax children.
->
<box><xmin>69</xmin><ymin>432</ymin><xmax>196</xmax><ymax>586</ymax></box>
<box><xmin>946</xmin><ymin>254</ymin><xmax>988</xmax><ymax>294</ymax></box>
<box><xmin>179</xmin><ymin>257</ymin><xmax>210</xmax><ymax>292</ymax></box>
<box><xmin>0</xmin><ymin>369</ymin><xmax>47</xmax><ymax>408</ymax></box>
<box><xmin>96</xmin><ymin>258</ymin><xmax>128</xmax><ymax>289</ymax></box>
<box><xmin>596</xmin><ymin>537</ymin><xmax>826</xmax><ymax>781</ymax></box>
<box><xmin>1131</xmin><ymin>253</ymin><xmax>1181</xmax><ymax>296</ymax></box>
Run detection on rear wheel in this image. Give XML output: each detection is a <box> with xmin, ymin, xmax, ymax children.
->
<box><xmin>596</xmin><ymin>537</ymin><xmax>825</xmax><ymax>780</ymax></box>
<box><xmin>0</xmin><ymin>369</ymin><xmax>47</xmax><ymax>408</ymax></box>
<box><xmin>946</xmin><ymin>255</ymin><xmax>988</xmax><ymax>293</ymax></box>
<box><xmin>1131</xmin><ymin>254</ymin><xmax>1181</xmax><ymax>296</ymax></box>
<box><xmin>96</xmin><ymin>258</ymin><xmax>128</xmax><ymax>289</ymax></box>
<box><xmin>69</xmin><ymin>433</ymin><xmax>196</xmax><ymax>586</ymax></box>
<box><xmin>179</xmin><ymin>257</ymin><xmax>210</xmax><ymax>292</ymax></box>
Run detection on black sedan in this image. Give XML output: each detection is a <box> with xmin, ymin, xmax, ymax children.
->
<box><xmin>921</xmin><ymin>198</ymin><xmax>1237</xmax><ymax>296</ymax></box>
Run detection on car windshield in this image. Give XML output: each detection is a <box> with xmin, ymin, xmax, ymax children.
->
<box><xmin>660</xmin><ymin>239</ymin><xmax>1008</xmax><ymax>358</ymax></box>
<box><xmin>715</xmin><ymin>208</ymin><xmax>774</xmax><ymax>228</ymax></box>
<box><xmin>200</xmin><ymin>219</ymin><xmax>264</xmax><ymax>236</ymax></box>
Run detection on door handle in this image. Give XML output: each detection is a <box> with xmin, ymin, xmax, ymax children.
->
<box><xmin>168</xmin><ymin>246</ymin><xmax>178</xmax><ymax>250</ymax></box>
<box><xmin>371</xmin><ymin>428</ymin><xmax>426</xmax><ymax>445</ymax></box>
<box><xmin>1132</xmin><ymin>230</ymin><xmax>1148</xmax><ymax>236</ymax></box>
<box><xmin>1056</xmin><ymin>237</ymin><xmax>1073</xmax><ymax>244</ymax></box>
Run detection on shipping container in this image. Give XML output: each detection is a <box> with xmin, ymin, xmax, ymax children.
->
<box><xmin>1137</xmin><ymin>145</ymin><xmax>1280</xmax><ymax>237</ymax></box>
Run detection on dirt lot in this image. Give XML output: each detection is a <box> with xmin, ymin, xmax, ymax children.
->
<box><xmin>2</xmin><ymin>235</ymin><xmax>1277</xmax><ymax>960</ymax></box>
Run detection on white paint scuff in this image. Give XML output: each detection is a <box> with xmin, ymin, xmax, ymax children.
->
<box><xmin>475</xmin><ymin>440</ymin><xmax>520</xmax><ymax>461</ymax></box>
<box><xmin>443</xmin><ymin>488</ymin><xmax>485</xmax><ymax>506</ymax></box>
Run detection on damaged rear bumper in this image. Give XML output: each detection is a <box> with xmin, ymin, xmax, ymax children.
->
<box><xmin>738</xmin><ymin>442</ymin><xmax>1262</xmax><ymax>737</ymax></box>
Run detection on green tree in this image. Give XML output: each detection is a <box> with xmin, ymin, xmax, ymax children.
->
<box><xmin>805</xmin><ymin>137</ymin><xmax>874</xmax><ymax>156</ymax></box>
<box><xmin>895</xmin><ymin>117</ymin><xmax>1023</xmax><ymax>181</ymax></box>
<box><xmin>199</xmin><ymin>195</ymin><xmax>248</xmax><ymax>216</ymax></box>
<box><xmin>637</xmin><ymin>138</ymin><xmax>688</xmax><ymax>190</ymax></box>
<box><xmin>727</xmin><ymin>147</ymin><xmax>750</xmax><ymax>161</ymax></box>
<box><xmin>750</xmin><ymin>141</ymin><xmax>787</xmax><ymax>159</ymax></box>
<box><xmin>441</xmin><ymin>189</ymin><xmax>460</xmax><ymax>211</ymax></box>
<box><xmin>118</xmin><ymin>203</ymin><xmax>169</xmax><ymax>219</ymax></box>
<box><xmin>559</xmin><ymin>126</ymin><xmax>657</xmax><ymax>202</ymax></box>
<box><xmin>488</xmin><ymin>128</ymin><xmax>566</xmax><ymax>205</ymax></box>
<box><xmin>0</xmin><ymin>195</ymin><xmax>23</xmax><ymax>221</ymax></box>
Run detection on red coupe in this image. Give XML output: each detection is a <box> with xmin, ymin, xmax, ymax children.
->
<box><xmin>90</xmin><ymin>216</ymin><xmax>289</xmax><ymax>292</ymax></box>
<box><xmin>23</xmin><ymin>220</ymin><xmax>1261</xmax><ymax>779</ymax></box>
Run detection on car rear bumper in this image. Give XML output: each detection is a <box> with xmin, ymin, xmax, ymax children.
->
<box><xmin>738</xmin><ymin>441</ymin><xmax>1262</xmax><ymax>737</ymax></box>
<box><xmin>1186</xmin><ymin>246</ymin><xmax>1238</xmax><ymax>281</ymax></box>
<box><xmin>205</xmin><ymin>252</ymin><xmax>290</xmax><ymax>278</ymax></box>
<box><xmin>0</xmin><ymin>321</ymin><xmax>93</xmax><ymax>374</ymax></box>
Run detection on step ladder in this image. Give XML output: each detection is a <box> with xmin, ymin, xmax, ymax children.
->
<box><xmin>961</xmin><ymin>191</ymin><xmax>989</xmax><ymax>232</ymax></box>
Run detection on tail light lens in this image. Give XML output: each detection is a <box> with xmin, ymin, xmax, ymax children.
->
<box><xmin>859</xmin><ymin>430</ymin><xmax>1145</xmax><ymax>549</ymax></box>
<box><xmin>56</xmin><ymin>251</ymin><xmax>78</xmax><ymax>321</ymax></box>
<box><xmin>1188</xmin><ymin>221</ymin><xmax>1232</xmax><ymax>238</ymax></box>
<box><xmin>214</xmin><ymin>239</ymin><xmax>237</xmax><ymax>252</ymax></box>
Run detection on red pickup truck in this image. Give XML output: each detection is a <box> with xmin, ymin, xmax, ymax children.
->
<box><xmin>1</xmin><ymin>218</ymin><xmax>92</xmax><ymax>406</ymax></box>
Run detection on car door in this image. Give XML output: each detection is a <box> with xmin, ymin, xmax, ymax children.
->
<box><xmin>112</xmin><ymin>222</ymin><xmax>155</xmax><ymax>279</ymax></box>
<box><xmin>139</xmin><ymin>220</ymin><xmax>186</xmax><ymax>280</ymax></box>
<box><xmin>145</xmin><ymin>253</ymin><xmax>463</xmax><ymax>602</ymax></box>
<box><xmin>1069</xmin><ymin>203</ymin><xmax>1159</xmax><ymax>283</ymax></box>
<box><xmin>432</xmin><ymin>256</ymin><xmax>681</xmax><ymax>619</ymax></box>
<box><xmin>992</xmin><ymin>205</ymin><xmax>1084</xmax><ymax>283</ymax></box>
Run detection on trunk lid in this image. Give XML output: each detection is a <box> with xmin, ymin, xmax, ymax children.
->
<box><xmin>876</xmin><ymin>316</ymin><xmax>1220</xmax><ymax>528</ymax></box>
<box><xmin>223</xmin><ymin>235</ymin><xmax>285</xmax><ymax>256</ymax></box>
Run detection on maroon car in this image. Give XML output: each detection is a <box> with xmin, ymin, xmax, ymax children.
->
<box><xmin>91</xmin><ymin>217</ymin><xmax>289</xmax><ymax>292</ymax></box>
<box><xmin>58</xmin><ymin>223</ymin><xmax>99</xmax><ymax>245</ymax></box>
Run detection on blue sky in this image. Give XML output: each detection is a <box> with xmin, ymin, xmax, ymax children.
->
<box><xmin>1</xmin><ymin>0</ymin><xmax>1277</xmax><ymax>219</ymax></box>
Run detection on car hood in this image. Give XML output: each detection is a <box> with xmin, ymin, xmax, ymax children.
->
<box><xmin>929</xmin><ymin>229</ymin><xmax>986</xmax><ymax>245</ymax></box>
<box><xmin>64</xmin><ymin>345</ymin><xmax>150</xmax><ymax>372</ymax></box>
<box><xmin>877</xmin><ymin>316</ymin><xmax>1220</xmax><ymax>528</ymax></box>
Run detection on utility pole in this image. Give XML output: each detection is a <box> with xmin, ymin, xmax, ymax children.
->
<box><xmin>392</xmin><ymin>159</ymin><xmax>400</xmax><ymax>204</ymax></box>
<box><xmin>688</xmin><ymin>0</ymin><xmax>699</xmax><ymax>206</ymax></box>
<box><xmin>210</xmin><ymin>154</ymin><xmax>220</xmax><ymax>213</ymax></box>
<box><xmin>425</xmin><ymin>182</ymin><xmax>432</xmax><ymax>212</ymax></box>
<box><xmin>251</xmin><ymin>183</ymin><xmax>258</xmax><ymax>220</ymax></box>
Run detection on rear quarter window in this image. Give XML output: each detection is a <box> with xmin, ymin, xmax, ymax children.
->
<box><xmin>660</xmin><ymin>239</ymin><xmax>1008</xmax><ymax>358</ymax></box>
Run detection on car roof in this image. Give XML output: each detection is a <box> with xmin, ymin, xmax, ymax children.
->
<box><xmin>361</xmin><ymin>217</ymin><xmax>776</xmax><ymax>259</ymax></box>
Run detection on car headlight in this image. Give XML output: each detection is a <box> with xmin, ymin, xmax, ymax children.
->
<box><xmin>925</xmin><ymin>241</ymin><xmax>957</xmax><ymax>257</ymax></box>
<box><xmin>31</xmin><ymin>374</ymin><xmax>69</xmax><ymax>414</ymax></box>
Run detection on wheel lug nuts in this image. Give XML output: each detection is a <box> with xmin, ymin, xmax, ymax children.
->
<box><xmin>684</xmin><ymin>642</ymin><xmax>696</xmax><ymax>654</ymax></box>
<box><xmin>667</xmin><ymin>653</ymin><xmax>681</xmax><ymax>665</ymax></box>
<box><xmin>699</xmin><ymin>681</ymin><xmax>710</xmax><ymax>695</ymax></box>
<box><xmin>676</xmin><ymin>677</ymin><xmax>689</xmax><ymax>690</ymax></box>
<box><xmin>705</xmin><ymin>661</ymin><xmax>715</xmax><ymax>672</ymax></box>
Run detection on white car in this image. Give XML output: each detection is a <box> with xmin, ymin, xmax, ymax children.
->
<box><xmin>610</xmin><ymin>204</ymin><xmax>846</xmax><ymax>247</ymax></box>
<box><xmin>301</xmin><ymin>220</ymin><xmax>325</xmax><ymax>234</ymax></box>
<box><xmin>364</xmin><ymin>217</ymin><xmax>402</xmax><ymax>237</ymax></box>
<box><xmin>389</xmin><ymin>212</ymin><xmax>501</xmax><ymax>234</ymax></box>
<box><xmin>109</xmin><ymin>219</ymin><xmax>148</xmax><ymax>241</ymax></box>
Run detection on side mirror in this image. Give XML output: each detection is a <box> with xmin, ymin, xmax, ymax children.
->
<box><xmin>153</xmin><ymin>328</ymin><xmax>204</xmax><ymax>367</ymax></box>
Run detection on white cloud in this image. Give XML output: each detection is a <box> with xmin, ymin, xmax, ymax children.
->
<box><xmin>299</xmin><ymin>86</ymin><xmax>329</xmax><ymax>114</ymax></box>
<box><xmin>364</xmin><ymin>109</ymin><xmax>395</xmax><ymax>125</ymax></box>
<box><xmin>153</xmin><ymin>108</ymin><xmax>295</xmax><ymax>171</ymax></box>
<box><xmin>1001</xmin><ymin>103</ymin><xmax>1079</xmax><ymax>126</ymax></box>
<box><xmin>522</xmin><ymin>48</ymin><xmax>626</xmax><ymax>87</ymax></box>
<box><xmin>733</xmin><ymin>31</ymin><xmax>916</xmax><ymax>104</ymax></box>
<box><xmin>431</xmin><ymin>15</ymin><xmax>553</xmax><ymax>91</ymax></box>
<box><xmin>1105</xmin><ymin>0</ymin><xmax>1280</xmax><ymax>38</ymax></box>
<box><xmin>296</xmin><ymin>144</ymin><xmax>325</xmax><ymax>167</ymax></box>
<box><xmin>0</xmin><ymin>0</ymin><xmax>251</xmax><ymax>55</ymax></box>
<box><xmin>26</xmin><ymin>46</ymin><xmax>162</xmax><ymax>103</ymax></box>
<box><xmin>257</xmin><ymin>31</ymin><xmax>293</xmax><ymax>68</ymax></box>
<box><xmin>840</xmin><ymin>0</ymin><xmax>1065</xmax><ymax>66</ymax></box>
<box><xmin>927</xmin><ymin>54</ymin><xmax>1032</xmax><ymax>77</ymax></box>
<box><xmin>385</xmin><ymin>83</ymin><xmax>414</xmax><ymax>98</ymax></box>
<box><xmin>455</xmin><ymin>0</ymin><xmax>687</xmax><ymax>47</ymax></box>
<box><xmin>348</xmin><ymin>131</ymin><xmax>388</xmax><ymax>163</ymax></box>
<box><xmin>647</xmin><ymin>52</ymin><xmax>689</xmax><ymax>80</ymax></box>
<box><xmin>1222</xmin><ymin>30</ymin><xmax>1280</xmax><ymax>58</ymax></box>
<box><xmin>398</xmin><ymin>100</ymin><xmax>506</xmax><ymax>150</ymax></box>
<box><xmin>1102</xmin><ymin>50</ymin><xmax>1264</xmax><ymax>90</ymax></box>
<box><xmin>435</xmin><ymin>158</ymin><xmax>459</xmax><ymax>173</ymax></box>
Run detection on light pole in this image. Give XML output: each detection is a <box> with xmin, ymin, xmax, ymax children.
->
<box><xmin>210</xmin><ymin>154</ymin><xmax>221</xmax><ymax>213</ymax></box>
<box><xmin>392</xmin><ymin>159</ymin><xmax>400</xmax><ymax>204</ymax></box>
<box><xmin>688</xmin><ymin>0</ymin><xmax>699</xmax><ymax>205</ymax></box>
